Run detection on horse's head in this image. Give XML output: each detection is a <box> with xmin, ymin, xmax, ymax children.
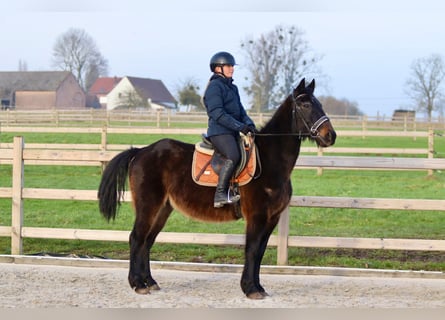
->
<box><xmin>291</xmin><ymin>78</ymin><xmax>336</xmax><ymax>147</ymax></box>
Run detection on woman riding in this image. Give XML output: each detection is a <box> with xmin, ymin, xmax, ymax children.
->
<box><xmin>203</xmin><ymin>51</ymin><xmax>256</xmax><ymax>208</ymax></box>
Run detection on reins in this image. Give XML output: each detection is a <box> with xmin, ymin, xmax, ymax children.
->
<box><xmin>254</xmin><ymin>132</ymin><xmax>311</xmax><ymax>137</ymax></box>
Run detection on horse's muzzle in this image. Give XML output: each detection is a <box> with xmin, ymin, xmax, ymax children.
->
<box><xmin>316</xmin><ymin>124</ymin><xmax>336</xmax><ymax>147</ymax></box>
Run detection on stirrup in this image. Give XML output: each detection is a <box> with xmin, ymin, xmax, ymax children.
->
<box><xmin>214</xmin><ymin>191</ymin><xmax>240</xmax><ymax>208</ymax></box>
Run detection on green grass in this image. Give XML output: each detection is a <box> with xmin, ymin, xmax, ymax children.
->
<box><xmin>0</xmin><ymin>130</ymin><xmax>445</xmax><ymax>271</ymax></box>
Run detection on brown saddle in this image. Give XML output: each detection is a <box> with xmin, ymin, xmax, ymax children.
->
<box><xmin>192</xmin><ymin>135</ymin><xmax>257</xmax><ymax>187</ymax></box>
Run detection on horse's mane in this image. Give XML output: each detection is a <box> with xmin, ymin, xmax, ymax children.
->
<box><xmin>258</xmin><ymin>95</ymin><xmax>294</xmax><ymax>135</ymax></box>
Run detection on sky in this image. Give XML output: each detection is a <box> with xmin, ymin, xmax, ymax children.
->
<box><xmin>2</xmin><ymin>0</ymin><xmax>445</xmax><ymax>117</ymax></box>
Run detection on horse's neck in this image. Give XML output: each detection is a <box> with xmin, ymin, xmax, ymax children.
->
<box><xmin>258</xmin><ymin>104</ymin><xmax>302</xmax><ymax>176</ymax></box>
<box><xmin>261</xmin><ymin>134</ymin><xmax>300</xmax><ymax>162</ymax></box>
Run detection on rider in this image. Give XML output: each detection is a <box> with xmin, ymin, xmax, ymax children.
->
<box><xmin>203</xmin><ymin>51</ymin><xmax>257</xmax><ymax>208</ymax></box>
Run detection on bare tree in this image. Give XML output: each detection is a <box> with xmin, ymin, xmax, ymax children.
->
<box><xmin>51</xmin><ymin>28</ymin><xmax>108</xmax><ymax>91</ymax></box>
<box><xmin>318</xmin><ymin>95</ymin><xmax>363</xmax><ymax>116</ymax></box>
<box><xmin>405</xmin><ymin>54</ymin><xmax>445</xmax><ymax>121</ymax></box>
<box><xmin>240</xmin><ymin>25</ymin><xmax>323</xmax><ymax>112</ymax></box>
<box><xmin>241</xmin><ymin>33</ymin><xmax>281</xmax><ymax>112</ymax></box>
<box><xmin>176</xmin><ymin>78</ymin><xmax>204</xmax><ymax>111</ymax></box>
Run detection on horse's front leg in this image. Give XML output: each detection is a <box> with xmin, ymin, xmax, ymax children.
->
<box><xmin>241</xmin><ymin>215</ymin><xmax>278</xmax><ymax>299</ymax></box>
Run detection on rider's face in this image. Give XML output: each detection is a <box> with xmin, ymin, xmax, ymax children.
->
<box><xmin>218</xmin><ymin>65</ymin><xmax>234</xmax><ymax>78</ymax></box>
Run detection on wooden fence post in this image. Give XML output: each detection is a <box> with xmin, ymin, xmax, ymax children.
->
<box><xmin>428</xmin><ymin>128</ymin><xmax>434</xmax><ymax>176</ymax></box>
<box><xmin>362</xmin><ymin>115</ymin><xmax>367</xmax><ymax>139</ymax></box>
<box><xmin>276</xmin><ymin>206</ymin><xmax>289</xmax><ymax>265</ymax></box>
<box><xmin>317</xmin><ymin>146</ymin><xmax>323</xmax><ymax>176</ymax></box>
<box><xmin>54</xmin><ymin>109</ymin><xmax>59</xmax><ymax>127</ymax></box>
<box><xmin>156</xmin><ymin>110</ymin><xmax>161</xmax><ymax>128</ymax></box>
<box><xmin>101</xmin><ymin>125</ymin><xmax>108</xmax><ymax>172</ymax></box>
<box><xmin>11</xmin><ymin>136</ymin><xmax>24</xmax><ymax>255</ymax></box>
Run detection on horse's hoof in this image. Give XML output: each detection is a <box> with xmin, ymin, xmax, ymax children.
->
<box><xmin>247</xmin><ymin>291</ymin><xmax>266</xmax><ymax>300</ymax></box>
<box><xmin>260</xmin><ymin>291</ymin><xmax>269</xmax><ymax>297</ymax></box>
<box><xmin>134</xmin><ymin>287</ymin><xmax>151</xmax><ymax>295</ymax></box>
<box><xmin>134</xmin><ymin>283</ymin><xmax>160</xmax><ymax>294</ymax></box>
<box><xmin>148</xmin><ymin>283</ymin><xmax>161</xmax><ymax>291</ymax></box>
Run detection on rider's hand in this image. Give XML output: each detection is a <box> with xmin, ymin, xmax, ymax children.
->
<box><xmin>241</xmin><ymin>125</ymin><xmax>256</xmax><ymax>136</ymax></box>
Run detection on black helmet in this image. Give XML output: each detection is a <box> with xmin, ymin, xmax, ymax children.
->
<box><xmin>209</xmin><ymin>51</ymin><xmax>236</xmax><ymax>72</ymax></box>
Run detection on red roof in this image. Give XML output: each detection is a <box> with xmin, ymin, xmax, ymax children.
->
<box><xmin>88</xmin><ymin>77</ymin><xmax>121</xmax><ymax>95</ymax></box>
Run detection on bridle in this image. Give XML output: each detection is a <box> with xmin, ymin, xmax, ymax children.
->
<box><xmin>255</xmin><ymin>92</ymin><xmax>330</xmax><ymax>139</ymax></box>
<box><xmin>249</xmin><ymin>93</ymin><xmax>329</xmax><ymax>179</ymax></box>
<box><xmin>292</xmin><ymin>93</ymin><xmax>330</xmax><ymax>139</ymax></box>
<box><xmin>248</xmin><ymin>92</ymin><xmax>331</xmax><ymax>180</ymax></box>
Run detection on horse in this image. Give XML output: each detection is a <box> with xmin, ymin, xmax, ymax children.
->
<box><xmin>97</xmin><ymin>78</ymin><xmax>336</xmax><ymax>299</ymax></box>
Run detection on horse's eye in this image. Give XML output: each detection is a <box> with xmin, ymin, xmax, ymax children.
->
<box><xmin>302</xmin><ymin>101</ymin><xmax>312</xmax><ymax>109</ymax></box>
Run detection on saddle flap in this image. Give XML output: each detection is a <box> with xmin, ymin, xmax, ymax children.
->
<box><xmin>192</xmin><ymin>136</ymin><xmax>257</xmax><ymax>187</ymax></box>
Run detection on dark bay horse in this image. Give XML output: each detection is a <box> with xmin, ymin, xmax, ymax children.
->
<box><xmin>98</xmin><ymin>78</ymin><xmax>336</xmax><ymax>299</ymax></box>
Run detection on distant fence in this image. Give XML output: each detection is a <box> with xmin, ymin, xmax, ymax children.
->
<box><xmin>1</xmin><ymin>136</ymin><xmax>445</xmax><ymax>265</ymax></box>
<box><xmin>1</xmin><ymin>109</ymin><xmax>444</xmax><ymax>131</ymax></box>
<box><xmin>0</xmin><ymin>126</ymin><xmax>438</xmax><ymax>175</ymax></box>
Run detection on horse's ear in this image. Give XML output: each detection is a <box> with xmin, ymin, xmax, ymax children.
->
<box><xmin>307</xmin><ymin>79</ymin><xmax>315</xmax><ymax>94</ymax></box>
<box><xmin>295</xmin><ymin>78</ymin><xmax>306</xmax><ymax>93</ymax></box>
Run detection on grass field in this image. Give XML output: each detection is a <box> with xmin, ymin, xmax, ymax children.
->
<box><xmin>0</xmin><ymin>129</ymin><xmax>445</xmax><ymax>271</ymax></box>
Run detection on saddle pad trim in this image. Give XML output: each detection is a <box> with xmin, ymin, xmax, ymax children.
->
<box><xmin>195</xmin><ymin>142</ymin><xmax>214</xmax><ymax>156</ymax></box>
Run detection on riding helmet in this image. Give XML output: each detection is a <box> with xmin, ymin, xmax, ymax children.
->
<box><xmin>209</xmin><ymin>51</ymin><xmax>236</xmax><ymax>72</ymax></box>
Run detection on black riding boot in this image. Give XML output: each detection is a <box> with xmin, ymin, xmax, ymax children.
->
<box><xmin>214</xmin><ymin>159</ymin><xmax>240</xmax><ymax>208</ymax></box>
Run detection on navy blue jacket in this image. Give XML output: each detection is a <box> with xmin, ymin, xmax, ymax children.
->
<box><xmin>203</xmin><ymin>74</ymin><xmax>255</xmax><ymax>137</ymax></box>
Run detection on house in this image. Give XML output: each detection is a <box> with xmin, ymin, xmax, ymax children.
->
<box><xmin>106</xmin><ymin>76</ymin><xmax>177</xmax><ymax>110</ymax></box>
<box><xmin>0</xmin><ymin>71</ymin><xmax>85</xmax><ymax>110</ymax></box>
<box><xmin>88</xmin><ymin>76</ymin><xmax>121</xmax><ymax>109</ymax></box>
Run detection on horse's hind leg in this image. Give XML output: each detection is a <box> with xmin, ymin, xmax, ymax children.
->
<box><xmin>128</xmin><ymin>202</ymin><xmax>173</xmax><ymax>294</ymax></box>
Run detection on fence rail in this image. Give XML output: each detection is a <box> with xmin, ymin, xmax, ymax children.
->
<box><xmin>0</xmin><ymin>126</ymin><xmax>437</xmax><ymax>153</ymax></box>
<box><xmin>0</xmin><ymin>124</ymin><xmax>439</xmax><ymax>139</ymax></box>
<box><xmin>1</xmin><ymin>136</ymin><xmax>445</xmax><ymax>265</ymax></box>
<box><xmin>0</xmin><ymin>127</ymin><xmax>438</xmax><ymax>176</ymax></box>
<box><xmin>1</xmin><ymin>109</ymin><xmax>445</xmax><ymax>131</ymax></box>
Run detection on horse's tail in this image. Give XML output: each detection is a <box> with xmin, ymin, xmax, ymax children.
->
<box><xmin>98</xmin><ymin>147</ymin><xmax>141</xmax><ymax>221</ymax></box>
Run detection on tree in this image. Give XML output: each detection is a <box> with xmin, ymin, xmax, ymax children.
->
<box><xmin>118</xmin><ymin>89</ymin><xmax>148</xmax><ymax>109</ymax></box>
<box><xmin>176</xmin><ymin>78</ymin><xmax>204</xmax><ymax>111</ymax></box>
<box><xmin>318</xmin><ymin>95</ymin><xmax>363</xmax><ymax>116</ymax></box>
<box><xmin>405</xmin><ymin>54</ymin><xmax>445</xmax><ymax>121</ymax></box>
<box><xmin>240</xmin><ymin>25</ymin><xmax>323</xmax><ymax>112</ymax></box>
<box><xmin>51</xmin><ymin>28</ymin><xmax>108</xmax><ymax>91</ymax></box>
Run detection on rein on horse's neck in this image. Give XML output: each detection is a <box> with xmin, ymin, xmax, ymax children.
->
<box><xmin>254</xmin><ymin>97</ymin><xmax>305</xmax><ymax>160</ymax></box>
<box><xmin>255</xmin><ymin>97</ymin><xmax>312</xmax><ymax>139</ymax></box>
